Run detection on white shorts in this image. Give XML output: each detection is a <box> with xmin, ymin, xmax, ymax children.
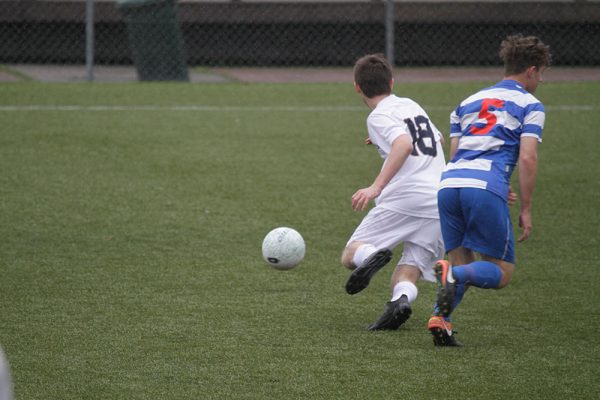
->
<box><xmin>346</xmin><ymin>207</ymin><xmax>445</xmax><ymax>282</ymax></box>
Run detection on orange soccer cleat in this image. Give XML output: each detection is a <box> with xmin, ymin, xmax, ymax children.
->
<box><xmin>428</xmin><ymin>315</ymin><xmax>462</xmax><ymax>347</ymax></box>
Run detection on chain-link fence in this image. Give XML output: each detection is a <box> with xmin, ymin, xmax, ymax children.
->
<box><xmin>1</xmin><ymin>0</ymin><xmax>600</xmax><ymax>80</ymax></box>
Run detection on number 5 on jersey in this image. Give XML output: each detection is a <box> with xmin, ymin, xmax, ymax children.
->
<box><xmin>471</xmin><ymin>98</ymin><xmax>505</xmax><ymax>135</ymax></box>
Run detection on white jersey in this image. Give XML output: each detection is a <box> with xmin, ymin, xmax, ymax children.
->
<box><xmin>366</xmin><ymin>95</ymin><xmax>446</xmax><ymax>218</ymax></box>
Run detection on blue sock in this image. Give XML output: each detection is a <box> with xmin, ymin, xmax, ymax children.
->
<box><xmin>452</xmin><ymin>283</ymin><xmax>466</xmax><ymax>310</ymax></box>
<box><xmin>453</xmin><ymin>261</ymin><xmax>502</xmax><ymax>289</ymax></box>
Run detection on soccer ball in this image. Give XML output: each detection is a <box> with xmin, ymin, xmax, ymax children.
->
<box><xmin>261</xmin><ymin>227</ymin><xmax>305</xmax><ymax>270</ymax></box>
<box><xmin>0</xmin><ymin>346</ymin><xmax>13</xmax><ymax>400</ymax></box>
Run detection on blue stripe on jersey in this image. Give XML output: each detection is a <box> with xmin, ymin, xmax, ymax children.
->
<box><xmin>450</xmin><ymin>123</ymin><xmax>461</xmax><ymax>133</ymax></box>
<box><xmin>522</xmin><ymin>124</ymin><xmax>543</xmax><ymax>136</ymax></box>
<box><xmin>525</xmin><ymin>102</ymin><xmax>545</xmax><ymax>113</ymax></box>
<box><xmin>441</xmin><ymin>80</ymin><xmax>545</xmax><ymax>200</ymax></box>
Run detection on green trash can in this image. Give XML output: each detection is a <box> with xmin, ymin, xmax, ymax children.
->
<box><xmin>117</xmin><ymin>0</ymin><xmax>189</xmax><ymax>81</ymax></box>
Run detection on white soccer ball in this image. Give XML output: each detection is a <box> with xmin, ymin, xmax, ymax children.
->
<box><xmin>262</xmin><ymin>227</ymin><xmax>305</xmax><ymax>270</ymax></box>
<box><xmin>0</xmin><ymin>346</ymin><xmax>13</xmax><ymax>400</ymax></box>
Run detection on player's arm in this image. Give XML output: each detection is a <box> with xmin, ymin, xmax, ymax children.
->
<box><xmin>517</xmin><ymin>137</ymin><xmax>539</xmax><ymax>242</ymax></box>
<box><xmin>449</xmin><ymin>108</ymin><xmax>461</xmax><ymax>159</ymax></box>
<box><xmin>449</xmin><ymin>136</ymin><xmax>460</xmax><ymax>159</ymax></box>
<box><xmin>352</xmin><ymin>134</ymin><xmax>413</xmax><ymax>212</ymax></box>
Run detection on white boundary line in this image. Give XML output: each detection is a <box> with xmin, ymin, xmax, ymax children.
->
<box><xmin>0</xmin><ymin>104</ymin><xmax>596</xmax><ymax>112</ymax></box>
<box><xmin>0</xmin><ymin>105</ymin><xmax>363</xmax><ymax>112</ymax></box>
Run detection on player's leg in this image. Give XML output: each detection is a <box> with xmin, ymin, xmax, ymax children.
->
<box><xmin>430</xmin><ymin>255</ymin><xmax>465</xmax><ymax>346</ymax></box>
<box><xmin>344</xmin><ymin>245</ymin><xmax>393</xmax><ymax>295</ymax></box>
<box><xmin>448</xmin><ymin>246</ymin><xmax>477</xmax><ymax>266</ymax></box>
<box><xmin>480</xmin><ymin>254</ymin><xmax>515</xmax><ymax>288</ymax></box>
<box><xmin>342</xmin><ymin>208</ymin><xmax>400</xmax><ymax>294</ymax></box>
<box><xmin>448</xmin><ymin>246</ymin><xmax>475</xmax><ymax>310</ymax></box>
<box><xmin>341</xmin><ymin>241</ymin><xmax>388</xmax><ymax>271</ymax></box>
<box><xmin>368</xmin><ymin>264</ymin><xmax>419</xmax><ymax>331</ymax></box>
<box><xmin>390</xmin><ymin>264</ymin><xmax>421</xmax><ymax>303</ymax></box>
<box><xmin>429</xmin><ymin>188</ymin><xmax>466</xmax><ymax>345</ymax></box>
<box><xmin>340</xmin><ymin>241</ymin><xmax>366</xmax><ymax>270</ymax></box>
<box><xmin>447</xmin><ymin>188</ymin><xmax>516</xmax><ymax>291</ymax></box>
<box><xmin>433</xmin><ymin>246</ymin><xmax>474</xmax><ymax>317</ymax></box>
<box><xmin>369</xmin><ymin>219</ymin><xmax>444</xmax><ymax>331</ymax></box>
<box><xmin>432</xmin><ymin>187</ymin><xmax>467</xmax><ymax>317</ymax></box>
<box><xmin>435</xmin><ymin>252</ymin><xmax>514</xmax><ymax>320</ymax></box>
<box><xmin>431</xmin><ymin>188</ymin><xmax>516</xmax><ymax>345</ymax></box>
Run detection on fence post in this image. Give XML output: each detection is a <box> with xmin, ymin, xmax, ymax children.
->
<box><xmin>385</xmin><ymin>0</ymin><xmax>395</xmax><ymax>66</ymax></box>
<box><xmin>85</xmin><ymin>0</ymin><xmax>94</xmax><ymax>81</ymax></box>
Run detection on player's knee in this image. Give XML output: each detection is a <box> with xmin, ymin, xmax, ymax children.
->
<box><xmin>342</xmin><ymin>242</ymin><xmax>364</xmax><ymax>270</ymax></box>
<box><xmin>340</xmin><ymin>248</ymin><xmax>354</xmax><ymax>270</ymax></box>
<box><xmin>497</xmin><ymin>278</ymin><xmax>510</xmax><ymax>289</ymax></box>
<box><xmin>497</xmin><ymin>264</ymin><xmax>515</xmax><ymax>288</ymax></box>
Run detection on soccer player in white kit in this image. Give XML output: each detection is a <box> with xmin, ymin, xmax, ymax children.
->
<box><xmin>341</xmin><ymin>54</ymin><xmax>446</xmax><ymax>330</ymax></box>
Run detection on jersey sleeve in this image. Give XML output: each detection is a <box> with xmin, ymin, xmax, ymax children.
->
<box><xmin>367</xmin><ymin>113</ymin><xmax>410</xmax><ymax>146</ymax></box>
<box><xmin>521</xmin><ymin>102</ymin><xmax>545</xmax><ymax>143</ymax></box>
<box><xmin>449</xmin><ymin>108</ymin><xmax>462</xmax><ymax>138</ymax></box>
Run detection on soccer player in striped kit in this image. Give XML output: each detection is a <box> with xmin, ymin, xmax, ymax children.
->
<box><xmin>429</xmin><ymin>34</ymin><xmax>552</xmax><ymax>346</ymax></box>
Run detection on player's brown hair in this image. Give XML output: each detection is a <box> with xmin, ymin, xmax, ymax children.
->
<box><xmin>353</xmin><ymin>54</ymin><xmax>393</xmax><ymax>98</ymax></box>
<box><xmin>500</xmin><ymin>34</ymin><xmax>552</xmax><ymax>75</ymax></box>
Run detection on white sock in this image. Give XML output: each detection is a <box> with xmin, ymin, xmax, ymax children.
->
<box><xmin>352</xmin><ymin>244</ymin><xmax>378</xmax><ymax>268</ymax></box>
<box><xmin>391</xmin><ymin>281</ymin><xmax>418</xmax><ymax>303</ymax></box>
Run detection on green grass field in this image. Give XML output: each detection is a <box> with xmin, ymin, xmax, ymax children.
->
<box><xmin>1</xmin><ymin>80</ymin><xmax>599</xmax><ymax>399</ymax></box>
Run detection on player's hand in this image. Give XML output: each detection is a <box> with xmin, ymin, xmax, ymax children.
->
<box><xmin>364</xmin><ymin>138</ymin><xmax>372</xmax><ymax>145</ymax></box>
<box><xmin>508</xmin><ymin>186</ymin><xmax>518</xmax><ymax>206</ymax></box>
<box><xmin>518</xmin><ymin>209</ymin><xmax>532</xmax><ymax>242</ymax></box>
<box><xmin>351</xmin><ymin>186</ymin><xmax>381</xmax><ymax>212</ymax></box>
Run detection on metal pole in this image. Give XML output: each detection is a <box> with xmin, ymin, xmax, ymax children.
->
<box><xmin>85</xmin><ymin>0</ymin><xmax>95</xmax><ymax>82</ymax></box>
<box><xmin>385</xmin><ymin>0</ymin><xmax>395</xmax><ymax>66</ymax></box>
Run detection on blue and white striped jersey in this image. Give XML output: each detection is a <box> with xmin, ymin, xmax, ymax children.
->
<box><xmin>439</xmin><ymin>79</ymin><xmax>545</xmax><ymax>200</ymax></box>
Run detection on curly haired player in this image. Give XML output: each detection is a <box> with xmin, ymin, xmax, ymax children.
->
<box><xmin>429</xmin><ymin>34</ymin><xmax>552</xmax><ymax>346</ymax></box>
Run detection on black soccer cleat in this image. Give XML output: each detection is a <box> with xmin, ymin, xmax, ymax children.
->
<box><xmin>368</xmin><ymin>296</ymin><xmax>412</xmax><ymax>331</ymax></box>
<box><xmin>345</xmin><ymin>249</ymin><xmax>393</xmax><ymax>295</ymax></box>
